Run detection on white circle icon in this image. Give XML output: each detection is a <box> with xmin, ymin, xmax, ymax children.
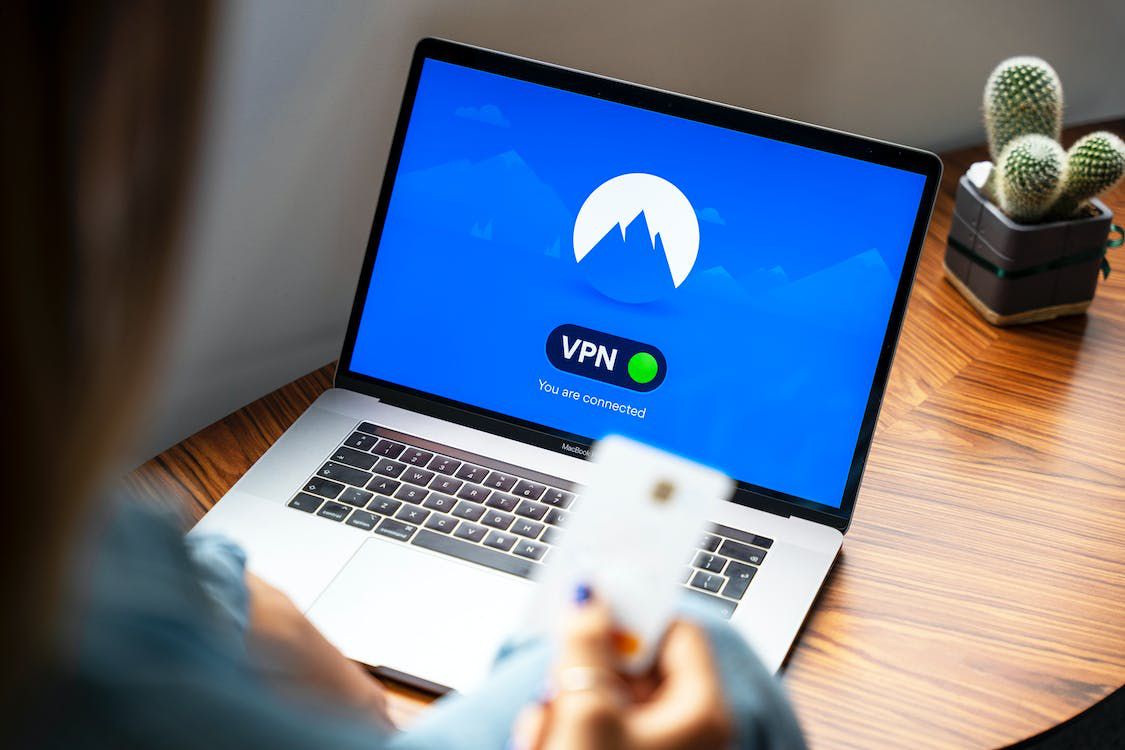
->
<box><xmin>573</xmin><ymin>173</ymin><xmax>700</xmax><ymax>289</ymax></box>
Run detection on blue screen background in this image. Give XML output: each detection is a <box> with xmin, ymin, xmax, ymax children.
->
<box><xmin>350</xmin><ymin>59</ymin><xmax>926</xmax><ymax>509</ymax></box>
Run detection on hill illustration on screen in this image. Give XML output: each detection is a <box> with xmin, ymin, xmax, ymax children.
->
<box><xmin>573</xmin><ymin>173</ymin><xmax>700</xmax><ymax>304</ymax></box>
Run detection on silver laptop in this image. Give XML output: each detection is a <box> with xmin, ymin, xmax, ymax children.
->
<box><xmin>192</xmin><ymin>38</ymin><xmax>941</xmax><ymax>693</ymax></box>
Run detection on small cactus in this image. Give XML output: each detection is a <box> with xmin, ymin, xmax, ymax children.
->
<box><xmin>995</xmin><ymin>134</ymin><xmax>1065</xmax><ymax>223</ymax></box>
<box><xmin>1046</xmin><ymin>131</ymin><xmax>1125</xmax><ymax>220</ymax></box>
<box><xmin>984</xmin><ymin>57</ymin><xmax>1062</xmax><ymax>162</ymax></box>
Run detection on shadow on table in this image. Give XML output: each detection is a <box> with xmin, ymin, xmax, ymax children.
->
<box><xmin>1007</xmin><ymin>684</ymin><xmax>1124</xmax><ymax>749</ymax></box>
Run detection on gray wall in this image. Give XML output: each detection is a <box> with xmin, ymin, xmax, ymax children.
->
<box><xmin>134</xmin><ymin>0</ymin><xmax>1125</xmax><ymax>462</ymax></box>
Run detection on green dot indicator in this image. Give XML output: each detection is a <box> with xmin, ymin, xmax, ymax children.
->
<box><xmin>627</xmin><ymin>352</ymin><xmax>659</xmax><ymax>384</ymax></box>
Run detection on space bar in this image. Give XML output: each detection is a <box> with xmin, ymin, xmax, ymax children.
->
<box><xmin>411</xmin><ymin>529</ymin><xmax>539</xmax><ymax>579</ymax></box>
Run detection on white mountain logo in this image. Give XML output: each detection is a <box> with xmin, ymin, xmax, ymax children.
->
<box><xmin>573</xmin><ymin>173</ymin><xmax>700</xmax><ymax>293</ymax></box>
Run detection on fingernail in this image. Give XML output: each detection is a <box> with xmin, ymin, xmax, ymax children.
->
<box><xmin>611</xmin><ymin>628</ymin><xmax>641</xmax><ymax>656</ymax></box>
<box><xmin>574</xmin><ymin>582</ymin><xmax>592</xmax><ymax>604</ymax></box>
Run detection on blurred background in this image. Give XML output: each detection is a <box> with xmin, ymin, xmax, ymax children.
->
<box><xmin>137</xmin><ymin>0</ymin><xmax>1125</xmax><ymax>463</ymax></box>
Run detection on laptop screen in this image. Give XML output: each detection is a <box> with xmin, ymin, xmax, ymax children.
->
<box><xmin>346</xmin><ymin>56</ymin><xmax>929</xmax><ymax>511</ymax></box>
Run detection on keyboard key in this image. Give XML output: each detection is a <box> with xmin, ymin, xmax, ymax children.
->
<box><xmin>544</xmin><ymin>507</ymin><xmax>569</xmax><ymax>526</ymax></box>
<box><xmin>718</xmin><ymin>540</ymin><xmax>767</xmax><ymax>566</ymax></box>
<box><xmin>722</xmin><ymin>574</ymin><xmax>755</xmax><ymax>600</ymax></box>
<box><xmin>541</xmin><ymin>489</ymin><xmax>575</xmax><ymax>508</ymax></box>
<box><xmin>513</xmin><ymin>540</ymin><xmax>547</xmax><ymax>561</ymax></box>
<box><xmin>343</xmin><ymin>431</ymin><xmax>378</xmax><ymax>451</ymax></box>
<box><xmin>346</xmin><ymin>510</ymin><xmax>379</xmax><ymax>530</ymax></box>
<box><xmin>288</xmin><ymin>493</ymin><xmax>323</xmax><ymax>513</ymax></box>
<box><xmin>428</xmin><ymin>455</ymin><xmax>461</xmax><ymax>475</ymax></box>
<box><xmin>367</xmin><ymin>495</ymin><xmax>402</xmax><ymax>515</ymax></box>
<box><xmin>514</xmin><ymin>500</ymin><xmax>548</xmax><ymax>521</ymax></box>
<box><xmin>401</xmin><ymin>467</ymin><xmax>436</xmax><ymax>487</ymax></box>
<box><xmin>372</xmin><ymin>458</ymin><xmax>406</xmax><ymax>478</ymax></box>
<box><xmin>511</xmin><ymin>519</ymin><xmax>544</xmax><ymax>539</ymax></box>
<box><xmin>394</xmin><ymin>484</ymin><xmax>428</xmax><ymax>504</ymax></box>
<box><xmin>422</xmin><ymin>493</ymin><xmax>457</xmax><ymax>513</ymax></box>
<box><xmin>722</xmin><ymin>562</ymin><xmax>756</xmax><ymax>600</ymax></box>
<box><xmin>482</xmin><ymin>510</ymin><xmax>514</xmax><ymax>530</ymax></box>
<box><xmin>484</xmin><ymin>493</ymin><xmax>518</xmax><ymax>512</ymax></box>
<box><xmin>374</xmin><ymin>518</ymin><xmax>417</xmax><ymax>541</ymax></box>
<box><xmin>331</xmin><ymin>445</ymin><xmax>378</xmax><ymax>470</ymax></box>
<box><xmin>430</xmin><ymin>476</ymin><xmax>463</xmax><ymax>495</ymax></box>
<box><xmin>356</xmin><ymin>422</ymin><xmax>380</xmax><ymax>436</ymax></box>
<box><xmin>725</xmin><ymin>560</ymin><xmax>756</xmax><ymax>582</ymax></box>
<box><xmin>457</xmin><ymin>484</ymin><xmax>491</xmax><ymax>503</ymax></box>
<box><xmin>685</xmin><ymin>589</ymin><xmax>736</xmax><ymax>619</ymax></box>
<box><xmin>452</xmin><ymin>501</ymin><xmax>486</xmax><ymax>522</ymax></box>
<box><xmin>690</xmin><ymin>571</ymin><xmax>723</xmax><ymax>594</ymax></box>
<box><xmin>453</xmin><ymin>522</ymin><xmax>487</xmax><ymax>543</ymax></box>
<box><xmin>693</xmin><ymin>552</ymin><xmax>728</xmax><ymax>574</ymax></box>
<box><xmin>317</xmin><ymin>461</ymin><xmax>373</xmax><ymax>488</ymax></box>
<box><xmin>483</xmin><ymin>471</ymin><xmax>518</xmax><ymax>492</ymax></box>
<box><xmin>541</xmin><ymin>526</ymin><xmax>562</xmax><ymax>545</ymax></box>
<box><xmin>372</xmin><ymin>439</ymin><xmax>406</xmax><ymax>458</ymax></box>
<box><xmin>367</xmin><ymin>477</ymin><xmax>401</xmax><ymax>495</ymax></box>
<box><xmin>400</xmin><ymin>447</ymin><xmax>434</xmax><ymax>466</ymax></box>
<box><xmin>396</xmin><ymin>505</ymin><xmax>430</xmax><ymax>525</ymax></box>
<box><xmin>455</xmin><ymin>464</ymin><xmax>489</xmax><ymax>483</ymax></box>
<box><xmin>317</xmin><ymin>501</ymin><xmax>350</xmax><ymax>522</ymax></box>
<box><xmin>424</xmin><ymin>513</ymin><xmax>458</xmax><ymax>534</ymax></box>
<box><xmin>338</xmin><ymin>487</ymin><xmax>373</xmax><ymax>507</ymax></box>
<box><xmin>413</xmin><ymin>529</ymin><xmax>536</xmax><ymax>578</ymax></box>
<box><xmin>712</xmin><ymin>523</ymin><xmax>773</xmax><ymax>550</ymax></box>
<box><xmin>699</xmin><ymin>534</ymin><xmax>721</xmax><ymax>552</ymax></box>
<box><xmin>304</xmin><ymin>476</ymin><xmax>344</xmax><ymax>499</ymax></box>
<box><xmin>512</xmin><ymin>480</ymin><xmax>546</xmax><ymax>500</ymax></box>
<box><xmin>483</xmin><ymin>530</ymin><xmax>517</xmax><ymax>552</ymax></box>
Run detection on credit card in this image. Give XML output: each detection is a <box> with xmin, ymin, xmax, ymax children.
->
<box><xmin>524</xmin><ymin>435</ymin><xmax>734</xmax><ymax>671</ymax></box>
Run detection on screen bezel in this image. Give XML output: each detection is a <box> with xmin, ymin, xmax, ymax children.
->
<box><xmin>334</xmin><ymin>37</ymin><xmax>942</xmax><ymax>532</ymax></box>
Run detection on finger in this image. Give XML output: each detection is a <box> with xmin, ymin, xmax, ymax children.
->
<box><xmin>656</xmin><ymin>622</ymin><xmax>722</xmax><ymax>697</ymax></box>
<box><xmin>511</xmin><ymin>703</ymin><xmax>549</xmax><ymax>750</ymax></box>
<box><xmin>544</xmin><ymin>689</ymin><xmax>624</xmax><ymax>750</ymax></box>
<box><xmin>623</xmin><ymin>622</ymin><xmax>731</xmax><ymax>750</ymax></box>
<box><xmin>556</xmin><ymin>594</ymin><xmax>616</xmax><ymax>671</ymax></box>
<box><xmin>541</xmin><ymin>591</ymin><xmax>630</xmax><ymax>748</ymax></box>
<box><xmin>552</xmin><ymin>595</ymin><xmax>628</xmax><ymax>706</ymax></box>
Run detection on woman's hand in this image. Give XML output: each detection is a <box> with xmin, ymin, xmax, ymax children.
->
<box><xmin>512</xmin><ymin>594</ymin><xmax>732</xmax><ymax>750</ymax></box>
<box><xmin>244</xmin><ymin>572</ymin><xmax>390</xmax><ymax>725</ymax></box>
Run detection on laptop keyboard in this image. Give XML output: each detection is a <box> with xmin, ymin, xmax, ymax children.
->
<box><xmin>287</xmin><ymin>422</ymin><xmax>772</xmax><ymax>620</ymax></box>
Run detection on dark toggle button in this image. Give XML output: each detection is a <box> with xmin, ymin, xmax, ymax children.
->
<box><xmin>545</xmin><ymin>324</ymin><xmax>666</xmax><ymax>392</ymax></box>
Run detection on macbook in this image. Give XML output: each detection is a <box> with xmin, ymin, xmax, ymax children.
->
<box><xmin>192</xmin><ymin>38</ymin><xmax>941</xmax><ymax>693</ymax></box>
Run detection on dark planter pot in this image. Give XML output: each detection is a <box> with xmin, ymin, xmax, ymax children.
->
<box><xmin>944</xmin><ymin>174</ymin><xmax>1114</xmax><ymax>326</ymax></box>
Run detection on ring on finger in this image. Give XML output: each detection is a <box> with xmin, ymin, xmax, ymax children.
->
<box><xmin>553</xmin><ymin>665</ymin><xmax>628</xmax><ymax>703</ymax></box>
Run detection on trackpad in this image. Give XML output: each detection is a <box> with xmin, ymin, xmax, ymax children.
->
<box><xmin>306</xmin><ymin>538</ymin><xmax>532</xmax><ymax>693</ymax></box>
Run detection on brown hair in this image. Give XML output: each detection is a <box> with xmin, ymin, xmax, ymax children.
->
<box><xmin>0</xmin><ymin>0</ymin><xmax>213</xmax><ymax>713</ymax></box>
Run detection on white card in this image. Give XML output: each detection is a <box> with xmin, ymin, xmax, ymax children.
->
<box><xmin>524</xmin><ymin>435</ymin><xmax>734</xmax><ymax>671</ymax></box>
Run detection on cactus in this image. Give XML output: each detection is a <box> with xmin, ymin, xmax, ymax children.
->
<box><xmin>984</xmin><ymin>57</ymin><xmax>1062</xmax><ymax>162</ymax></box>
<box><xmin>994</xmin><ymin>134</ymin><xmax>1065</xmax><ymax>223</ymax></box>
<box><xmin>1046</xmin><ymin>131</ymin><xmax>1125</xmax><ymax>220</ymax></box>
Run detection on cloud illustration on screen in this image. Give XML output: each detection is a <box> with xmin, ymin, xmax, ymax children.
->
<box><xmin>698</xmin><ymin>207</ymin><xmax>726</xmax><ymax>225</ymax></box>
<box><xmin>454</xmin><ymin>104</ymin><xmax>510</xmax><ymax>127</ymax></box>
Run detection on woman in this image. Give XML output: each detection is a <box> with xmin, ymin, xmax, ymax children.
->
<box><xmin>1</xmin><ymin>3</ymin><xmax>805</xmax><ymax>748</ymax></box>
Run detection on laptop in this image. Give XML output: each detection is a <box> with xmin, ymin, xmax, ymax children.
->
<box><xmin>192</xmin><ymin>38</ymin><xmax>941</xmax><ymax>693</ymax></box>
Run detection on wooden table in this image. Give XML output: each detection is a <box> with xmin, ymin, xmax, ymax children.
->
<box><xmin>125</xmin><ymin>121</ymin><xmax>1125</xmax><ymax>748</ymax></box>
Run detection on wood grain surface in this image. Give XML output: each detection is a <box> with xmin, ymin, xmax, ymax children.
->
<box><xmin>123</xmin><ymin>121</ymin><xmax>1125</xmax><ymax>747</ymax></box>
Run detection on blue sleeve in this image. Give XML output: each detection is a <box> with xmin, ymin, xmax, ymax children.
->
<box><xmin>41</xmin><ymin>500</ymin><xmax>391</xmax><ymax>750</ymax></box>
